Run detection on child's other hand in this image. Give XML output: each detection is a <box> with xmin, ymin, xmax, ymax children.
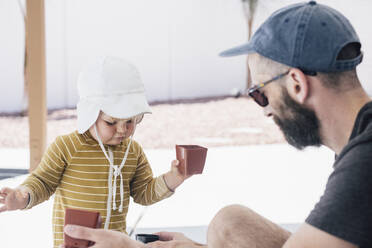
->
<box><xmin>0</xmin><ymin>187</ymin><xmax>29</xmax><ymax>213</ymax></box>
<box><xmin>170</xmin><ymin>160</ymin><xmax>191</xmax><ymax>181</ymax></box>
<box><xmin>163</xmin><ymin>160</ymin><xmax>191</xmax><ymax>191</ymax></box>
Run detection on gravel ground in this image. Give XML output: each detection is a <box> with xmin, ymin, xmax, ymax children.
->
<box><xmin>0</xmin><ymin>97</ymin><xmax>285</xmax><ymax>149</ymax></box>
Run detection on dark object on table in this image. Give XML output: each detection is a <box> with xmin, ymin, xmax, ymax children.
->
<box><xmin>135</xmin><ymin>234</ymin><xmax>160</xmax><ymax>243</ymax></box>
<box><xmin>64</xmin><ymin>208</ymin><xmax>101</xmax><ymax>248</ymax></box>
<box><xmin>176</xmin><ymin>145</ymin><xmax>208</xmax><ymax>176</ymax></box>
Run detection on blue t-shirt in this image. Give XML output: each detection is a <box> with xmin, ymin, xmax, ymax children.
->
<box><xmin>306</xmin><ymin>101</ymin><xmax>372</xmax><ymax>247</ymax></box>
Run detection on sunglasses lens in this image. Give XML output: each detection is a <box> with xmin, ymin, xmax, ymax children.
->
<box><xmin>249</xmin><ymin>90</ymin><xmax>268</xmax><ymax>107</ymax></box>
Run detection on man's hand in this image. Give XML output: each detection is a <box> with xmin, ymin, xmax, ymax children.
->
<box><xmin>0</xmin><ymin>187</ymin><xmax>29</xmax><ymax>213</ymax></box>
<box><xmin>144</xmin><ymin>232</ymin><xmax>206</xmax><ymax>248</ymax></box>
<box><xmin>63</xmin><ymin>225</ymin><xmax>145</xmax><ymax>248</ymax></box>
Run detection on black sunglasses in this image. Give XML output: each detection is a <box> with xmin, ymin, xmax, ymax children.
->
<box><xmin>246</xmin><ymin>70</ymin><xmax>289</xmax><ymax>107</ymax></box>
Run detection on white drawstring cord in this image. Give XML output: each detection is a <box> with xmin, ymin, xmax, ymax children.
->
<box><xmin>105</xmin><ymin>149</ymin><xmax>114</xmax><ymax>230</ymax></box>
<box><xmin>94</xmin><ymin>124</ymin><xmax>132</xmax><ymax>229</ymax></box>
<box><xmin>111</xmin><ymin>138</ymin><xmax>132</xmax><ymax>212</ymax></box>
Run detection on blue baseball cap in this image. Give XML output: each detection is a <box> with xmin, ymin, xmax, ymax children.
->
<box><xmin>220</xmin><ymin>1</ymin><xmax>362</xmax><ymax>73</ymax></box>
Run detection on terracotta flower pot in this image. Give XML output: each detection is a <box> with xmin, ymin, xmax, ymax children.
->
<box><xmin>64</xmin><ymin>208</ymin><xmax>101</xmax><ymax>248</ymax></box>
<box><xmin>176</xmin><ymin>145</ymin><xmax>208</xmax><ymax>176</ymax></box>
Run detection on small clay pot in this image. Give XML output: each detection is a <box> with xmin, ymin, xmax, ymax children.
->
<box><xmin>64</xmin><ymin>208</ymin><xmax>102</xmax><ymax>248</ymax></box>
<box><xmin>176</xmin><ymin>145</ymin><xmax>208</xmax><ymax>176</ymax></box>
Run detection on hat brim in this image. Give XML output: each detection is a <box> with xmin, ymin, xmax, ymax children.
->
<box><xmin>219</xmin><ymin>42</ymin><xmax>256</xmax><ymax>57</ymax></box>
<box><xmin>101</xmin><ymin>92</ymin><xmax>152</xmax><ymax>119</ymax></box>
<box><xmin>77</xmin><ymin>92</ymin><xmax>152</xmax><ymax>134</ymax></box>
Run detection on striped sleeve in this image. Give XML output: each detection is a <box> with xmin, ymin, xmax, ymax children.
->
<box><xmin>21</xmin><ymin>135</ymin><xmax>70</xmax><ymax>209</ymax></box>
<box><xmin>130</xmin><ymin>143</ymin><xmax>173</xmax><ymax>205</ymax></box>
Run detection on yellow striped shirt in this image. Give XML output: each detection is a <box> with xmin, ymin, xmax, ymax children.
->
<box><xmin>21</xmin><ymin>131</ymin><xmax>173</xmax><ymax>248</ymax></box>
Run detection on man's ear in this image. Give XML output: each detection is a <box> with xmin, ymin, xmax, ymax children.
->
<box><xmin>286</xmin><ymin>68</ymin><xmax>310</xmax><ymax>104</ymax></box>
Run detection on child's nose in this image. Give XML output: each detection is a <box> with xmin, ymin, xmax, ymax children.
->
<box><xmin>116</xmin><ymin>122</ymin><xmax>127</xmax><ymax>134</ymax></box>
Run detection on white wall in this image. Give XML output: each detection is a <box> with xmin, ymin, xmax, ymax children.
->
<box><xmin>1</xmin><ymin>0</ymin><xmax>371</xmax><ymax>113</ymax></box>
<box><xmin>0</xmin><ymin>0</ymin><xmax>24</xmax><ymax>113</ymax></box>
<box><xmin>58</xmin><ymin>0</ymin><xmax>247</xmax><ymax>109</ymax></box>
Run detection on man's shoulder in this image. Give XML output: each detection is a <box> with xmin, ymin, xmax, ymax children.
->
<box><xmin>336</xmin><ymin>136</ymin><xmax>372</xmax><ymax>170</ymax></box>
<box><xmin>307</xmin><ymin>144</ymin><xmax>372</xmax><ymax>247</ymax></box>
<box><xmin>336</xmin><ymin>128</ymin><xmax>372</xmax><ymax>170</ymax></box>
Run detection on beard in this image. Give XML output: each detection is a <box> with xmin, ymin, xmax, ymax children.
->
<box><xmin>273</xmin><ymin>88</ymin><xmax>322</xmax><ymax>150</ymax></box>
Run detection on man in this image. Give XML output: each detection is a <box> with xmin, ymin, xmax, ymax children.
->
<box><xmin>63</xmin><ymin>1</ymin><xmax>372</xmax><ymax>247</ymax></box>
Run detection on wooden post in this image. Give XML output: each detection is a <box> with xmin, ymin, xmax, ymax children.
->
<box><xmin>26</xmin><ymin>0</ymin><xmax>47</xmax><ymax>172</ymax></box>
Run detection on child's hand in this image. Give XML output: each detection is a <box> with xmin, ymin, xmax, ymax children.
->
<box><xmin>0</xmin><ymin>187</ymin><xmax>30</xmax><ymax>213</ymax></box>
<box><xmin>171</xmin><ymin>160</ymin><xmax>191</xmax><ymax>181</ymax></box>
<box><xmin>163</xmin><ymin>160</ymin><xmax>191</xmax><ymax>191</ymax></box>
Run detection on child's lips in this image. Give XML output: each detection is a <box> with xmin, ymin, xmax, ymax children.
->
<box><xmin>115</xmin><ymin>135</ymin><xmax>127</xmax><ymax>141</ymax></box>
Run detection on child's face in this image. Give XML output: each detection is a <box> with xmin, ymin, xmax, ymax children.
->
<box><xmin>89</xmin><ymin>112</ymin><xmax>136</xmax><ymax>145</ymax></box>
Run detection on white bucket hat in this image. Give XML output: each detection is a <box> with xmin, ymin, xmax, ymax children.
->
<box><xmin>76</xmin><ymin>56</ymin><xmax>152</xmax><ymax>134</ymax></box>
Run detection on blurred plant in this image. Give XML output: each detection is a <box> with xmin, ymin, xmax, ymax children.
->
<box><xmin>242</xmin><ymin>0</ymin><xmax>258</xmax><ymax>90</ymax></box>
<box><xmin>17</xmin><ymin>0</ymin><xmax>28</xmax><ymax>116</ymax></box>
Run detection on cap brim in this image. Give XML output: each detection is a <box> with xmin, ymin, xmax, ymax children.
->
<box><xmin>219</xmin><ymin>42</ymin><xmax>255</xmax><ymax>57</ymax></box>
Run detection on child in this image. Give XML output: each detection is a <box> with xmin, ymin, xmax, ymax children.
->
<box><xmin>0</xmin><ymin>56</ymin><xmax>190</xmax><ymax>248</ymax></box>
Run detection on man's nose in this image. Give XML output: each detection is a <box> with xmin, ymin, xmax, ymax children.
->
<box><xmin>263</xmin><ymin>106</ymin><xmax>273</xmax><ymax>117</ymax></box>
